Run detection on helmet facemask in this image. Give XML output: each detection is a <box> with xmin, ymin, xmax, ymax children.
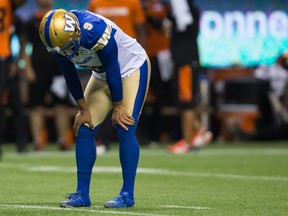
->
<box><xmin>48</xmin><ymin>38</ymin><xmax>81</xmax><ymax>59</ymax></box>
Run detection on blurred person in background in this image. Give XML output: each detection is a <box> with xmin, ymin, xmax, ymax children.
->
<box><xmin>141</xmin><ymin>0</ymin><xmax>174</xmax><ymax>143</ymax></box>
<box><xmin>88</xmin><ymin>0</ymin><xmax>146</xmax><ymax>47</ymax></box>
<box><xmin>254</xmin><ymin>53</ymin><xmax>288</xmax><ymax>100</ymax></box>
<box><xmin>233</xmin><ymin>53</ymin><xmax>288</xmax><ymax>141</ymax></box>
<box><xmin>0</xmin><ymin>0</ymin><xmax>27</xmax><ymax>159</ymax></box>
<box><xmin>23</xmin><ymin>0</ymin><xmax>72</xmax><ymax>151</ymax></box>
<box><xmin>88</xmin><ymin>0</ymin><xmax>146</xmax><ymax>153</ymax></box>
<box><xmin>167</xmin><ymin>0</ymin><xmax>212</xmax><ymax>154</ymax></box>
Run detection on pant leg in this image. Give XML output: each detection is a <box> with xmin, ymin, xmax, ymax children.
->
<box><xmin>8</xmin><ymin>74</ymin><xmax>27</xmax><ymax>152</ymax></box>
<box><xmin>0</xmin><ymin>59</ymin><xmax>9</xmax><ymax>146</ymax></box>
<box><xmin>116</xmin><ymin>58</ymin><xmax>151</xmax><ymax>196</ymax></box>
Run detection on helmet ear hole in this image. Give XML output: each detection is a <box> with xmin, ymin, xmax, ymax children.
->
<box><xmin>75</xmin><ymin>28</ymin><xmax>80</xmax><ymax>35</ymax></box>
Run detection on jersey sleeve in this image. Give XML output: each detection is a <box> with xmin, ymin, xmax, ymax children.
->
<box><xmin>74</xmin><ymin>10</ymin><xmax>123</xmax><ymax>103</ymax></box>
<box><xmin>97</xmin><ymin>30</ymin><xmax>123</xmax><ymax>103</ymax></box>
<box><xmin>72</xmin><ymin>10</ymin><xmax>107</xmax><ymax>50</ymax></box>
<box><xmin>53</xmin><ymin>54</ymin><xmax>84</xmax><ymax>101</ymax></box>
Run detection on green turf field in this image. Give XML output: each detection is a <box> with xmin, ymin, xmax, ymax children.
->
<box><xmin>0</xmin><ymin>142</ymin><xmax>288</xmax><ymax>216</ymax></box>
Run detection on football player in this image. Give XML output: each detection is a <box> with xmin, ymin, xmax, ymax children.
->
<box><xmin>39</xmin><ymin>9</ymin><xmax>150</xmax><ymax>208</ymax></box>
<box><xmin>0</xmin><ymin>0</ymin><xmax>27</xmax><ymax>158</ymax></box>
<box><xmin>87</xmin><ymin>0</ymin><xmax>147</xmax><ymax>155</ymax></box>
<box><xmin>167</xmin><ymin>0</ymin><xmax>213</xmax><ymax>153</ymax></box>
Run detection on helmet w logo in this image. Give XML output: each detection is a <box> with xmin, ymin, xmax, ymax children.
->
<box><xmin>64</xmin><ymin>14</ymin><xmax>76</xmax><ymax>32</ymax></box>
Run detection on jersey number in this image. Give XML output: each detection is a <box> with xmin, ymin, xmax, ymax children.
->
<box><xmin>0</xmin><ymin>8</ymin><xmax>6</xmax><ymax>32</ymax></box>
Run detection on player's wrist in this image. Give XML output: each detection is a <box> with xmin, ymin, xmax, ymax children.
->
<box><xmin>112</xmin><ymin>100</ymin><xmax>123</xmax><ymax>108</ymax></box>
<box><xmin>77</xmin><ymin>98</ymin><xmax>89</xmax><ymax>111</ymax></box>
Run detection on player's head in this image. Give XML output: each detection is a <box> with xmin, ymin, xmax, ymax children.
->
<box><xmin>39</xmin><ymin>9</ymin><xmax>81</xmax><ymax>59</ymax></box>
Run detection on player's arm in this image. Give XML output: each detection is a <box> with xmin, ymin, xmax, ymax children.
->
<box><xmin>97</xmin><ymin>34</ymin><xmax>123</xmax><ymax>104</ymax></box>
<box><xmin>97</xmin><ymin>30</ymin><xmax>135</xmax><ymax>130</ymax></box>
<box><xmin>53</xmin><ymin>54</ymin><xmax>84</xmax><ymax>102</ymax></box>
<box><xmin>53</xmin><ymin>54</ymin><xmax>93</xmax><ymax>133</ymax></box>
<box><xmin>87</xmin><ymin>21</ymin><xmax>123</xmax><ymax>104</ymax></box>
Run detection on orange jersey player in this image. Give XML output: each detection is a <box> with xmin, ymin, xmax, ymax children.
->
<box><xmin>88</xmin><ymin>0</ymin><xmax>146</xmax><ymax>47</ymax></box>
<box><xmin>0</xmin><ymin>0</ymin><xmax>26</xmax><ymax>57</ymax></box>
<box><xmin>144</xmin><ymin>0</ymin><xmax>170</xmax><ymax>57</ymax></box>
<box><xmin>0</xmin><ymin>0</ymin><xmax>27</xmax><ymax>158</ymax></box>
<box><xmin>0</xmin><ymin>0</ymin><xmax>14</xmax><ymax>58</ymax></box>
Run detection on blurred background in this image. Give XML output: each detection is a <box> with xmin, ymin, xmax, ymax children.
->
<box><xmin>13</xmin><ymin>0</ymin><xmax>288</xmax><ymax>67</ymax></box>
<box><xmin>3</xmin><ymin>0</ymin><xmax>288</xmax><ymax>153</ymax></box>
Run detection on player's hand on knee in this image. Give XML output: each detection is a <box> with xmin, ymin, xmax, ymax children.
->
<box><xmin>112</xmin><ymin>104</ymin><xmax>135</xmax><ymax>131</ymax></box>
<box><xmin>73</xmin><ymin>109</ymin><xmax>94</xmax><ymax>136</ymax></box>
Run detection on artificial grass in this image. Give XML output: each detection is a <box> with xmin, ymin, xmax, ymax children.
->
<box><xmin>0</xmin><ymin>142</ymin><xmax>287</xmax><ymax>215</ymax></box>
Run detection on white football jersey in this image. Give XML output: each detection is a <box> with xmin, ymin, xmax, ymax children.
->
<box><xmin>70</xmin><ymin>10</ymin><xmax>147</xmax><ymax>80</ymax></box>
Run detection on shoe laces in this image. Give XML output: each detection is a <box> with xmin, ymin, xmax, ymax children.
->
<box><xmin>65</xmin><ymin>192</ymin><xmax>82</xmax><ymax>200</ymax></box>
<box><xmin>113</xmin><ymin>194</ymin><xmax>125</xmax><ymax>202</ymax></box>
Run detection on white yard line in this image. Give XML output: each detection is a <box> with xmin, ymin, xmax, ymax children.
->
<box><xmin>0</xmin><ymin>203</ymin><xmax>211</xmax><ymax>215</ymax></box>
<box><xmin>3</xmin><ymin>148</ymin><xmax>288</xmax><ymax>158</ymax></box>
<box><xmin>0</xmin><ymin>204</ymin><xmax>166</xmax><ymax>216</ymax></box>
<box><xmin>165</xmin><ymin>170</ymin><xmax>288</xmax><ymax>181</ymax></box>
<box><xmin>162</xmin><ymin>205</ymin><xmax>211</xmax><ymax>210</ymax></box>
<box><xmin>1</xmin><ymin>162</ymin><xmax>287</xmax><ymax>182</ymax></box>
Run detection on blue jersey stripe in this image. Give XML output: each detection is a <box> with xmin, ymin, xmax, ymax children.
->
<box><xmin>44</xmin><ymin>10</ymin><xmax>56</xmax><ymax>48</ymax></box>
<box><xmin>132</xmin><ymin>60</ymin><xmax>149</xmax><ymax>120</ymax></box>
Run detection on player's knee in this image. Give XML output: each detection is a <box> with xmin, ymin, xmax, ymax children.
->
<box><xmin>115</xmin><ymin>124</ymin><xmax>137</xmax><ymax>136</ymax></box>
<box><xmin>77</xmin><ymin>125</ymin><xmax>98</xmax><ymax>138</ymax></box>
